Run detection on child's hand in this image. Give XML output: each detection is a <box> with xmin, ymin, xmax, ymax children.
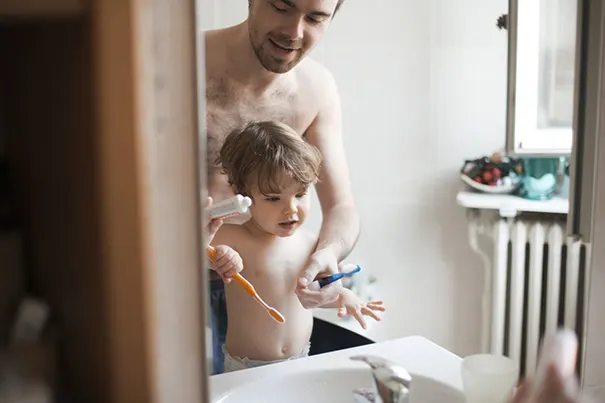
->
<box><xmin>210</xmin><ymin>245</ymin><xmax>243</xmax><ymax>283</ymax></box>
<box><xmin>337</xmin><ymin>289</ymin><xmax>385</xmax><ymax>330</ymax></box>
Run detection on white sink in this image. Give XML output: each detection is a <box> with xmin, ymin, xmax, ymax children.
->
<box><xmin>213</xmin><ymin>367</ymin><xmax>464</xmax><ymax>403</ymax></box>
<box><xmin>210</xmin><ymin>337</ymin><xmax>465</xmax><ymax>403</ymax></box>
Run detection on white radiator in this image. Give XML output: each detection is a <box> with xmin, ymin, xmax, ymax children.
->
<box><xmin>489</xmin><ymin>218</ymin><xmax>587</xmax><ymax>378</ymax></box>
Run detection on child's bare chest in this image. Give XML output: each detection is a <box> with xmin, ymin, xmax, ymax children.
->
<box><xmin>238</xmin><ymin>236</ymin><xmax>315</xmax><ymax>288</ymax></box>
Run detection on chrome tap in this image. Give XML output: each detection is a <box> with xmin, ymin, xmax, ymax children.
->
<box><xmin>350</xmin><ymin>355</ymin><xmax>412</xmax><ymax>403</ymax></box>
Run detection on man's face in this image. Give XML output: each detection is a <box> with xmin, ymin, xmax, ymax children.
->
<box><xmin>248</xmin><ymin>0</ymin><xmax>338</xmax><ymax>73</ymax></box>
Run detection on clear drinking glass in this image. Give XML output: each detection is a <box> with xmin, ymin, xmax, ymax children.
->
<box><xmin>462</xmin><ymin>354</ymin><xmax>519</xmax><ymax>403</ymax></box>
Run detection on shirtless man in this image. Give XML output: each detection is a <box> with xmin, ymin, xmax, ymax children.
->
<box><xmin>204</xmin><ymin>0</ymin><xmax>359</xmax><ymax>374</ymax></box>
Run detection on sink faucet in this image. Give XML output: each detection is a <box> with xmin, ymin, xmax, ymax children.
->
<box><xmin>350</xmin><ymin>355</ymin><xmax>412</xmax><ymax>403</ymax></box>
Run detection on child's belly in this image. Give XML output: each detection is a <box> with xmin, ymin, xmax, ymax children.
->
<box><xmin>224</xmin><ymin>290</ymin><xmax>313</xmax><ymax>361</ymax></box>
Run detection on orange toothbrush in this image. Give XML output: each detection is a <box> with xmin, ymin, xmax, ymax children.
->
<box><xmin>207</xmin><ymin>245</ymin><xmax>285</xmax><ymax>323</ymax></box>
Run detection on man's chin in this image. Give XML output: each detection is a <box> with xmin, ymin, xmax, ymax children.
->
<box><xmin>263</xmin><ymin>62</ymin><xmax>295</xmax><ymax>74</ymax></box>
<box><xmin>259</xmin><ymin>55</ymin><xmax>300</xmax><ymax>74</ymax></box>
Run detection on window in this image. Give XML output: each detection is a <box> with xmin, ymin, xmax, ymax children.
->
<box><xmin>506</xmin><ymin>0</ymin><xmax>579</xmax><ymax>155</ymax></box>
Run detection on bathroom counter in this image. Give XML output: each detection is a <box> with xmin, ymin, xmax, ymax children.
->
<box><xmin>209</xmin><ymin>336</ymin><xmax>463</xmax><ymax>401</ymax></box>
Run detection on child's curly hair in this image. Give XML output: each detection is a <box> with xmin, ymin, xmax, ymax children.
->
<box><xmin>216</xmin><ymin>121</ymin><xmax>322</xmax><ymax>197</ymax></box>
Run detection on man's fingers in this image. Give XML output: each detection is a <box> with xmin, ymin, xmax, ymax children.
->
<box><xmin>295</xmin><ymin>288</ymin><xmax>324</xmax><ymax>308</ymax></box>
<box><xmin>510</xmin><ymin>381</ymin><xmax>531</xmax><ymax>403</ymax></box>
<box><xmin>311</xmin><ymin>282</ymin><xmax>341</xmax><ymax>304</ymax></box>
<box><xmin>298</xmin><ymin>260</ymin><xmax>321</xmax><ymax>288</ymax></box>
<box><xmin>337</xmin><ymin>306</ymin><xmax>347</xmax><ymax>317</ymax></box>
<box><xmin>295</xmin><ymin>284</ymin><xmax>341</xmax><ymax>308</ymax></box>
<box><xmin>541</xmin><ymin>365</ymin><xmax>579</xmax><ymax>403</ymax></box>
<box><xmin>208</xmin><ymin>218</ymin><xmax>223</xmax><ymax>241</ymax></box>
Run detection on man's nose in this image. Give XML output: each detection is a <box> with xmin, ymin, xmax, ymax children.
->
<box><xmin>281</xmin><ymin>16</ymin><xmax>304</xmax><ymax>41</ymax></box>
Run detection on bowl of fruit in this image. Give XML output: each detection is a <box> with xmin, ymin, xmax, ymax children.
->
<box><xmin>460</xmin><ymin>152</ymin><xmax>523</xmax><ymax>194</ymax></box>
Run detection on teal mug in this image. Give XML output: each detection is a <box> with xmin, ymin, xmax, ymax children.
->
<box><xmin>520</xmin><ymin>158</ymin><xmax>560</xmax><ymax>200</ymax></box>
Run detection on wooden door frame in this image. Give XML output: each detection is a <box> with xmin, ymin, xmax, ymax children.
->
<box><xmin>92</xmin><ymin>0</ymin><xmax>208</xmax><ymax>401</ymax></box>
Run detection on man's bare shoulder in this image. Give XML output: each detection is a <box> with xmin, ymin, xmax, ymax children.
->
<box><xmin>203</xmin><ymin>26</ymin><xmax>229</xmax><ymax>46</ymax></box>
<box><xmin>295</xmin><ymin>58</ymin><xmax>337</xmax><ymax>96</ymax></box>
<box><xmin>203</xmin><ymin>27</ymin><xmax>234</xmax><ymax>74</ymax></box>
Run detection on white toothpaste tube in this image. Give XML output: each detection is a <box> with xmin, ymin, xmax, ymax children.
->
<box><xmin>207</xmin><ymin>195</ymin><xmax>252</xmax><ymax>220</ymax></box>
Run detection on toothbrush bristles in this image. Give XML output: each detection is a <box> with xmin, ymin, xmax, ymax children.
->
<box><xmin>269</xmin><ymin>308</ymin><xmax>285</xmax><ymax>323</ymax></box>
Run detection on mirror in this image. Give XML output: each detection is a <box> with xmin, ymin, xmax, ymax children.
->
<box><xmin>506</xmin><ymin>0</ymin><xmax>578</xmax><ymax>155</ymax></box>
<box><xmin>196</xmin><ymin>0</ymin><xmax>604</xmax><ymax>400</ymax></box>
<box><xmin>198</xmin><ymin>0</ymin><xmax>511</xmax><ymax>380</ymax></box>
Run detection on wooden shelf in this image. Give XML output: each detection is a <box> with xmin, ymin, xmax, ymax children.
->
<box><xmin>0</xmin><ymin>0</ymin><xmax>85</xmax><ymax>18</ymax></box>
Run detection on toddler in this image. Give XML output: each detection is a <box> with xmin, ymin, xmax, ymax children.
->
<box><xmin>209</xmin><ymin>121</ymin><xmax>384</xmax><ymax>373</ymax></box>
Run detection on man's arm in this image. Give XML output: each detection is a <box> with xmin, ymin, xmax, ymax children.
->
<box><xmin>306</xmin><ymin>69</ymin><xmax>360</xmax><ymax>263</ymax></box>
<box><xmin>295</xmin><ymin>68</ymin><xmax>360</xmax><ymax>308</ymax></box>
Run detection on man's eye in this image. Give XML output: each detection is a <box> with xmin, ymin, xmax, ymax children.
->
<box><xmin>271</xmin><ymin>4</ymin><xmax>287</xmax><ymax>12</ymax></box>
<box><xmin>306</xmin><ymin>16</ymin><xmax>322</xmax><ymax>24</ymax></box>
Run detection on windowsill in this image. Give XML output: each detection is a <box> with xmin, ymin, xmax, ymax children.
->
<box><xmin>456</xmin><ymin>190</ymin><xmax>569</xmax><ymax>218</ymax></box>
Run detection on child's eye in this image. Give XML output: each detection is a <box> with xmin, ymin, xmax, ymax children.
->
<box><xmin>296</xmin><ymin>192</ymin><xmax>307</xmax><ymax>198</ymax></box>
<box><xmin>266</xmin><ymin>197</ymin><xmax>280</xmax><ymax>202</ymax></box>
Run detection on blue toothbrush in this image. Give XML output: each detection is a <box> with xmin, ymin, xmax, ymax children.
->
<box><xmin>318</xmin><ymin>264</ymin><xmax>362</xmax><ymax>288</ymax></box>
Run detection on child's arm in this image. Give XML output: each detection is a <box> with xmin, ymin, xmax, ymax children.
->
<box><xmin>318</xmin><ymin>288</ymin><xmax>385</xmax><ymax>330</ymax></box>
<box><xmin>209</xmin><ymin>224</ymin><xmax>244</xmax><ymax>283</ymax></box>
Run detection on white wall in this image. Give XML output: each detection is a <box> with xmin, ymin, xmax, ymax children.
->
<box><xmin>202</xmin><ymin>0</ymin><xmax>508</xmax><ymax>357</ymax></box>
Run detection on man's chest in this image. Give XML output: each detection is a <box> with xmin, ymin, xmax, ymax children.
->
<box><xmin>206</xmin><ymin>102</ymin><xmax>312</xmax><ymax>142</ymax></box>
<box><xmin>205</xmin><ymin>80</ymin><xmax>317</xmax><ymax>152</ymax></box>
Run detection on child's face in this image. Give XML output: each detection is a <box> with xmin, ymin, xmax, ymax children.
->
<box><xmin>248</xmin><ymin>178</ymin><xmax>311</xmax><ymax>237</ymax></box>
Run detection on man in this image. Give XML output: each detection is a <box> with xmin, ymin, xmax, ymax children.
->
<box><xmin>204</xmin><ymin>0</ymin><xmax>359</xmax><ymax>374</ymax></box>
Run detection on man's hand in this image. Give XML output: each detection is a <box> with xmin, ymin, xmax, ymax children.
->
<box><xmin>205</xmin><ymin>197</ymin><xmax>223</xmax><ymax>244</ymax></box>
<box><xmin>209</xmin><ymin>245</ymin><xmax>243</xmax><ymax>284</ymax></box>
<box><xmin>295</xmin><ymin>248</ymin><xmax>342</xmax><ymax>308</ymax></box>
<box><xmin>510</xmin><ymin>364</ymin><xmax>584</xmax><ymax>403</ymax></box>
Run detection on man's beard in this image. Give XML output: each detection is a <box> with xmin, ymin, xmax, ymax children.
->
<box><xmin>249</xmin><ymin>28</ymin><xmax>301</xmax><ymax>73</ymax></box>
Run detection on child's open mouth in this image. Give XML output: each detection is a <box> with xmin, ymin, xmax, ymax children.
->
<box><xmin>278</xmin><ymin>220</ymin><xmax>298</xmax><ymax>229</ymax></box>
